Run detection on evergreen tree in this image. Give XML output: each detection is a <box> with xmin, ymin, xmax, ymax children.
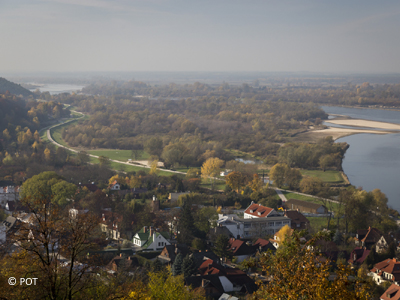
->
<box><xmin>175</xmin><ymin>178</ymin><xmax>184</xmax><ymax>192</ymax></box>
<box><xmin>213</xmin><ymin>234</ymin><xmax>231</xmax><ymax>262</ymax></box>
<box><xmin>172</xmin><ymin>253</ymin><xmax>183</xmax><ymax>276</ymax></box>
<box><xmin>152</xmin><ymin>259</ymin><xmax>164</xmax><ymax>272</ymax></box>
<box><xmin>333</xmin><ymin>229</ymin><xmax>342</xmax><ymax>245</ymax></box>
<box><xmin>182</xmin><ymin>254</ymin><xmax>197</xmax><ymax>278</ymax></box>
<box><xmin>177</xmin><ymin>200</ymin><xmax>196</xmax><ymax>244</ymax></box>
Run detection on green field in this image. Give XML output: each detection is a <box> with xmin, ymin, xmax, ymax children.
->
<box><xmin>200</xmin><ymin>178</ymin><xmax>226</xmax><ymax>191</ymax></box>
<box><xmin>300</xmin><ymin>170</ymin><xmax>344</xmax><ymax>183</ymax></box>
<box><xmin>283</xmin><ymin>191</ymin><xmax>340</xmax><ymax>214</ymax></box>
<box><xmin>87</xmin><ymin>149</ymin><xmax>150</xmax><ymax>162</ymax></box>
<box><xmin>307</xmin><ymin>217</ymin><xmax>330</xmax><ymax>231</ymax></box>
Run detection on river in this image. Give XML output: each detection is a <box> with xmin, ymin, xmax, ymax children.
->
<box><xmin>321</xmin><ymin>106</ymin><xmax>400</xmax><ymax>211</ymax></box>
<box><xmin>28</xmin><ymin>83</ymin><xmax>85</xmax><ymax>95</ymax></box>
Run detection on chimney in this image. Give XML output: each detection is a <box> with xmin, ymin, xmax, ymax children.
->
<box><xmin>143</xmin><ymin>226</ymin><xmax>147</xmax><ymax>233</ymax></box>
<box><xmin>128</xmin><ymin>256</ymin><xmax>130</xmax><ymax>260</ymax></box>
<box><xmin>149</xmin><ymin>227</ymin><xmax>153</xmax><ymax>237</ymax></box>
<box><xmin>120</xmin><ymin>253</ymin><xmax>122</xmax><ymax>257</ymax></box>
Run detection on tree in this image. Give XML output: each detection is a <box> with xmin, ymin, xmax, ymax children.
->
<box><xmin>98</xmin><ymin>155</ymin><xmax>111</xmax><ymax>168</ymax></box>
<box><xmin>149</xmin><ymin>160</ymin><xmax>159</xmax><ymax>176</ymax></box>
<box><xmin>275</xmin><ymin>225</ymin><xmax>292</xmax><ymax>246</ymax></box>
<box><xmin>299</xmin><ymin>176</ymin><xmax>324</xmax><ymax>195</ymax></box>
<box><xmin>213</xmin><ymin>234</ymin><xmax>231</xmax><ymax>262</ymax></box>
<box><xmin>147</xmin><ymin>269</ymin><xmax>206</xmax><ymax>300</ymax></box>
<box><xmin>145</xmin><ymin>137</ymin><xmax>163</xmax><ymax>156</ymax></box>
<box><xmin>269</xmin><ymin>163</ymin><xmax>288</xmax><ymax>188</ymax></box>
<box><xmin>172</xmin><ymin>253</ymin><xmax>183</xmax><ymax>276</ymax></box>
<box><xmin>201</xmin><ymin>157</ymin><xmax>223</xmax><ymax>190</ymax></box>
<box><xmin>177</xmin><ymin>199</ymin><xmax>196</xmax><ymax>244</ymax></box>
<box><xmin>4</xmin><ymin>195</ymin><xmax>101</xmax><ymax>300</ymax></box>
<box><xmin>285</xmin><ymin>168</ymin><xmax>302</xmax><ymax>190</ymax></box>
<box><xmin>226</xmin><ymin>171</ymin><xmax>248</xmax><ymax>192</ymax></box>
<box><xmin>77</xmin><ymin>151</ymin><xmax>90</xmax><ymax>165</ymax></box>
<box><xmin>182</xmin><ymin>255</ymin><xmax>197</xmax><ymax>278</ymax></box>
<box><xmin>20</xmin><ymin>171</ymin><xmax>76</xmax><ymax>207</ymax></box>
<box><xmin>253</xmin><ymin>231</ymin><xmax>372</xmax><ymax>299</ymax></box>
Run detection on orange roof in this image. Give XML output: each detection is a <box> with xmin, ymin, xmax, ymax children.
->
<box><xmin>244</xmin><ymin>203</ymin><xmax>273</xmax><ymax>218</ymax></box>
<box><xmin>381</xmin><ymin>283</ymin><xmax>400</xmax><ymax>300</ymax></box>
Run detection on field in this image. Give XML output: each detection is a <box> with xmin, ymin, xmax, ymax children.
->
<box><xmin>307</xmin><ymin>217</ymin><xmax>330</xmax><ymax>231</ymax></box>
<box><xmin>300</xmin><ymin>170</ymin><xmax>344</xmax><ymax>183</ymax></box>
<box><xmin>283</xmin><ymin>191</ymin><xmax>340</xmax><ymax>214</ymax></box>
<box><xmin>87</xmin><ymin>149</ymin><xmax>150</xmax><ymax>162</ymax></box>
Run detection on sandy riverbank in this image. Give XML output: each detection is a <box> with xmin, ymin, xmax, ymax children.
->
<box><xmin>294</xmin><ymin>118</ymin><xmax>400</xmax><ymax>142</ymax></box>
<box><xmin>326</xmin><ymin>119</ymin><xmax>400</xmax><ymax>130</ymax></box>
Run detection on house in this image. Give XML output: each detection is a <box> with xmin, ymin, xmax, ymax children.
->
<box><xmin>370</xmin><ymin>258</ymin><xmax>400</xmax><ymax>285</ymax></box>
<box><xmin>132</xmin><ymin>226</ymin><xmax>170</xmax><ymax>251</ymax></box>
<box><xmin>100</xmin><ymin>210</ymin><xmax>122</xmax><ymax>240</ymax></box>
<box><xmin>348</xmin><ymin>247</ymin><xmax>370</xmax><ymax>267</ymax></box>
<box><xmin>192</xmin><ymin>250</ymin><xmax>221</xmax><ymax>269</ymax></box>
<box><xmin>0</xmin><ymin>186</ymin><xmax>19</xmax><ymax>208</ymax></box>
<box><xmin>209</xmin><ymin>226</ymin><xmax>234</xmax><ymax>241</ymax></box>
<box><xmin>219</xmin><ymin>293</ymin><xmax>239</xmax><ymax>300</ymax></box>
<box><xmin>109</xmin><ymin>181</ymin><xmax>121</xmax><ymax>191</ymax></box>
<box><xmin>228</xmin><ymin>238</ymin><xmax>257</xmax><ymax>263</ymax></box>
<box><xmin>380</xmin><ymin>283</ymin><xmax>400</xmax><ymax>300</ymax></box>
<box><xmin>2</xmin><ymin>216</ymin><xmax>21</xmax><ymax>241</ymax></box>
<box><xmin>284</xmin><ymin>199</ymin><xmax>328</xmax><ymax>214</ymax></box>
<box><xmin>376</xmin><ymin>234</ymin><xmax>396</xmax><ymax>254</ymax></box>
<box><xmin>356</xmin><ymin>227</ymin><xmax>382</xmax><ymax>249</ymax></box>
<box><xmin>5</xmin><ymin>201</ymin><xmax>27</xmax><ymax>214</ymax></box>
<box><xmin>78</xmin><ymin>183</ymin><xmax>99</xmax><ymax>193</ymax></box>
<box><xmin>158</xmin><ymin>244</ymin><xmax>190</xmax><ymax>264</ymax></box>
<box><xmin>284</xmin><ymin>210</ymin><xmax>310</xmax><ymax>230</ymax></box>
<box><xmin>253</xmin><ymin>238</ymin><xmax>276</xmax><ymax>253</ymax></box>
<box><xmin>244</xmin><ymin>202</ymin><xmax>281</xmax><ymax>219</ymax></box>
<box><xmin>106</xmin><ymin>254</ymin><xmax>139</xmax><ymax>273</ymax></box>
<box><xmin>168</xmin><ymin>192</ymin><xmax>190</xmax><ymax>202</ymax></box>
<box><xmin>217</xmin><ymin>214</ymin><xmax>291</xmax><ymax>239</ymax></box>
<box><xmin>196</xmin><ymin>259</ymin><xmax>257</xmax><ymax>295</ymax></box>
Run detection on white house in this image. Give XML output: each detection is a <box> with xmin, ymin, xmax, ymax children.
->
<box><xmin>133</xmin><ymin>226</ymin><xmax>171</xmax><ymax>251</ymax></box>
<box><xmin>217</xmin><ymin>214</ymin><xmax>291</xmax><ymax>239</ymax></box>
<box><xmin>109</xmin><ymin>181</ymin><xmax>121</xmax><ymax>191</ymax></box>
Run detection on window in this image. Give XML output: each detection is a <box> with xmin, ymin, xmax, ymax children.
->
<box><xmin>275</xmin><ymin>221</ymin><xmax>282</xmax><ymax>226</ymax></box>
<box><xmin>244</xmin><ymin>223</ymin><xmax>251</xmax><ymax>228</ymax></box>
<box><xmin>268</xmin><ymin>222</ymin><xmax>274</xmax><ymax>226</ymax></box>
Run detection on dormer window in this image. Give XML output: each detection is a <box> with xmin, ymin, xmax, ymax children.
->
<box><xmin>250</xmin><ymin>210</ymin><xmax>254</xmax><ymax>213</ymax></box>
<box><xmin>258</xmin><ymin>212</ymin><xmax>262</xmax><ymax>216</ymax></box>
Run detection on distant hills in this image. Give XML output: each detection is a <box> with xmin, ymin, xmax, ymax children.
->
<box><xmin>0</xmin><ymin>77</ymin><xmax>33</xmax><ymax>97</ymax></box>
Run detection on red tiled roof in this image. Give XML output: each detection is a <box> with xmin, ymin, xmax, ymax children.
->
<box><xmin>371</xmin><ymin>258</ymin><xmax>400</xmax><ymax>282</ymax></box>
<box><xmin>381</xmin><ymin>284</ymin><xmax>400</xmax><ymax>300</ymax></box>
<box><xmin>254</xmin><ymin>238</ymin><xmax>271</xmax><ymax>247</ymax></box>
<box><xmin>244</xmin><ymin>203</ymin><xmax>273</xmax><ymax>218</ymax></box>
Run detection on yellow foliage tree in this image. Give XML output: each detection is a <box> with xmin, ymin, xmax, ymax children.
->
<box><xmin>149</xmin><ymin>160</ymin><xmax>159</xmax><ymax>175</ymax></box>
<box><xmin>201</xmin><ymin>157</ymin><xmax>223</xmax><ymax>190</ymax></box>
<box><xmin>253</xmin><ymin>232</ymin><xmax>372</xmax><ymax>300</ymax></box>
<box><xmin>275</xmin><ymin>224</ymin><xmax>293</xmax><ymax>245</ymax></box>
<box><xmin>109</xmin><ymin>174</ymin><xmax>127</xmax><ymax>185</ymax></box>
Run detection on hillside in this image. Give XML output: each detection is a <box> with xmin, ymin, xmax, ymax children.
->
<box><xmin>0</xmin><ymin>77</ymin><xmax>33</xmax><ymax>97</ymax></box>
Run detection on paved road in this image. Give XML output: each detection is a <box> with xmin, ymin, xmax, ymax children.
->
<box><xmin>274</xmin><ymin>189</ymin><xmax>288</xmax><ymax>202</ymax></box>
<box><xmin>271</xmin><ymin>187</ymin><xmax>339</xmax><ymax>205</ymax></box>
<box><xmin>46</xmin><ymin>110</ymin><xmax>187</xmax><ymax>175</ymax></box>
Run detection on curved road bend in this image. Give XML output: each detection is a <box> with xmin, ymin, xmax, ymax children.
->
<box><xmin>46</xmin><ymin>110</ymin><xmax>187</xmax><ymax>175</ymax></box>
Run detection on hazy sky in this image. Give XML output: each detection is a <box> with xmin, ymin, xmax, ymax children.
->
<box><xmin>1</xmin><ymin>0</ymin><xmax>400</xmax><ymax>73</ymax></box>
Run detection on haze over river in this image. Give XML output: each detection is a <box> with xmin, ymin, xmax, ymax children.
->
<box><xmin>321</xmin><ymin>106</ymin><xmax>400</xmax><ymax>211</ymax></box>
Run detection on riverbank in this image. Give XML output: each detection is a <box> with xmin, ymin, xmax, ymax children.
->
<box><xmin>295</xmin><ymin>118</ymin><xmax>400</xmax><ymax>142</ymax></box>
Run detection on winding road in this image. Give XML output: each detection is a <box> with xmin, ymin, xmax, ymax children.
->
<box><xmin>45</xmin><ymin>109</ymin><xmax>187</xmax><ymax>175</ymax></box>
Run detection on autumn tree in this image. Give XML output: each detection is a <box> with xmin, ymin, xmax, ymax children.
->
<box><xmin>3</xmin><ymin>195</ymin><xmax>101</xmax><ymax>300</ymax></box>
<box><xmin>253</xmin><ymin>231</ymin><xmax>372</xmax><ymax>299</ymax></box>
<box><xmin>201</xmin><ymin>157</ymin><xmax>223</xmax><ymax>190</ymax></box>
<box><xmin>269</xmin><ymin>163</ymin><xmax>288</xmax><ymax>188</ymax></box>
<box><xmin>226</xmin><ymin>171</ymin><xmax>248</xmax><ymax>192</ymax></box>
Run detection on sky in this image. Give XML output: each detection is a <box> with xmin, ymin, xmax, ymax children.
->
<box><xmin>1</xmin><ymin>0</ymin><xmax>400</xmax><ymax>73</ymax></box>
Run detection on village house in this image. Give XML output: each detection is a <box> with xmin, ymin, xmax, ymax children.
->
<box><xmin>284</xmin><ymin>199</ymin><xmax>328</xmax><ymax>214</ymax></box>
<box><xmin>106</xmin><ymin>254</ymin><xmax>139</xmax><ymax>274</ymax></box>
<box><xmin>217</xmin><ymin>214</ymin><xmax>291</xmax><ymax>239</ymax></box>
<box><xmin>158</xmin><ymin>244</ymin><xmax>190</xmax><ymax>264</ymax></box>
<box><xmin>100</xmin><ymin>210</ymin><xmax>122</xmax><ymax>240</ymax></box>
<box><xmin>168</xmin><ymin>192</ymin><xmax>190</xmax><ymax>202</ymax></box>
<box><xmin>284</xmin><ymin>210</ymin><xmax>310</xmax><ymax>230</ymax></box>
<box><xmin>348</xmin><ymin>247</ymin><xmax>371</xmax><ymax>267</ymax></box>
<box><xmin>356</xmin><ymin>227</ymin><xmax>382</xmax><ymax>249</ymax></box>
<box><xmin>228</xmin><ymin>238</ymin><xmax>257</xmax><ymax>263</ymax></box>
<box><xmin>132</xmin><ymin>226</ymin><xmax>171</xmax><ymax>251</ymax></box>
<box><xmin>370</xmin><ymin>258</ymin><xmax>400</xmax><ymax>285</ymax></box>
<box><xmin>109</xmin><ymin>181</ymin><xmax>121</xmax><ymax>191</ymax></box>
<box><xmin>0</xmin><ymin>185</ymin><xmax>19</xmax><ymax>208</ymax></box>
<box><xmin>376</xmin><ymin>234</ymin><xmax>397</xmax><ymax>254</ymax></box>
